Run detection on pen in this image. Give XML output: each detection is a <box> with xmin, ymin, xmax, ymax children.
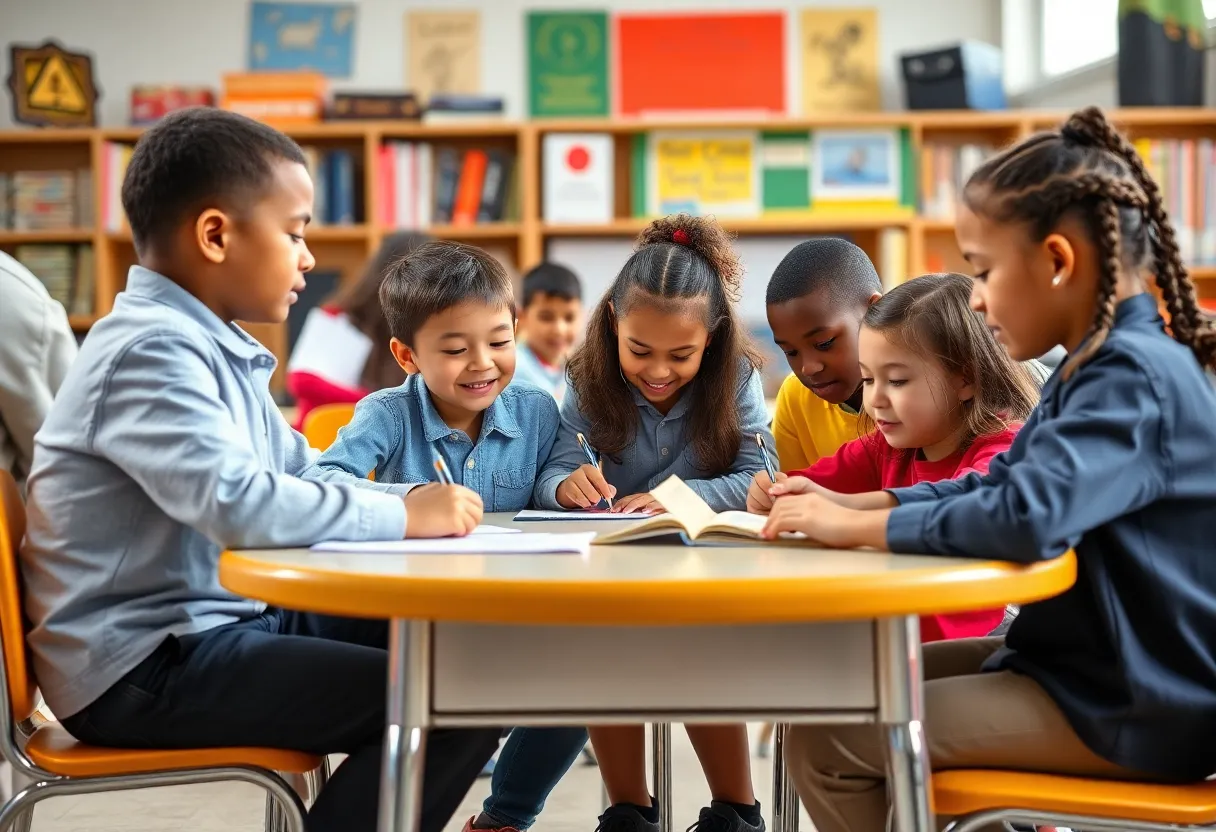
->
<box><xmin>575</xmin><ymin>432</ymin><xmax>614</xmax><ymax>510</ymax></box>
<box><xmin>433</xmin><ymin>455</ymin><xmax>455</xmax><ymax>486</ymax></box>
<box><xmin>756</xmin><ymin>433</ymin><xmax>778</xmax><ymax>483</ymax></box>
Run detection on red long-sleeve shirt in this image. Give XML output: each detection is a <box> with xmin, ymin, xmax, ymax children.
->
<box><xmin>792</xmin><ymin>426</ymin><xmax>1021</xmax><ymax>642</ymax></box>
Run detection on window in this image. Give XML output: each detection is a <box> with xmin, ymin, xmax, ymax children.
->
<box><xmin>1039</xmin><ymin>0</ymin><xmax>1215</xmax><ymax>78</ymax></box>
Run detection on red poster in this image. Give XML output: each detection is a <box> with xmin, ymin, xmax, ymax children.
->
<box><xmin>616</xmin><ymin>12</ymin><xmax>786</xmax><ymax>116</ymax></box>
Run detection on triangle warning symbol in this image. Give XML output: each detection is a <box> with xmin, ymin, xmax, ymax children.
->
<box><xmin>27</xmin><ymin>55</ymin><xmax>87</xmax><ymax>114</ymax></box>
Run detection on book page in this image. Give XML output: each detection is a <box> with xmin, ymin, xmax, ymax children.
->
<box><xmin>707</xmin><ymin>511</ymin><xmax>768</xmax><ymax>537</ymax></box>
<box><xmin>310</xmin><ymin>532</ymin><xmax>594</xmax><ymax>555</ymax></box>
<box><xmin>649</xmin><ymin>476</ymin><xmax>720</xmax><ymax>538</ymax></box>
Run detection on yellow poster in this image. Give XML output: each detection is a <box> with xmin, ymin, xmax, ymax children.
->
<box><xmin>800</xmin><ymin>8</ymin><xmax>881</xmax><ymax>113</ymax></box>
<box><xmin>405</xmin><ymin>10</ymin><xmax>481</xmax><ymax>103</ymax></box>
<box><xmin>648</xmin><ymin>131</ymin><xmax>759</xmax><ymax>218</ymax></box>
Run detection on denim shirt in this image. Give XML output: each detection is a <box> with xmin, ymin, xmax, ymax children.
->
<box><xmin>309</xmin><ymin>373</ymin><xmax>560</xmax><ymax>512</ymax></box>
<box><xmin>534</xmin><ymin>361</ymin><xmax>774</xmax><ymax>512</ymax></box>
<box><xmin>20</xmin><ymin>267</ymin><xmax>407</xmax><ymax>719</ymax></box>
<box><xmin>887</xmin><ymin>293</ymin><xmax>1216</xmax><ymax>782</ymax></box>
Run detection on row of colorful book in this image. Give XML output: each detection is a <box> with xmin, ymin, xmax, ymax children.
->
<box><xmin>99</xmin><ymin>142</ymin><xmax>361</xmax><ymax>232</ymax></box>
<box><xmin>0</xmin><ymin>171</ymin><xmax>92</xmax><ymax>230</ymax></box>
<box><xmin>12</xmin><ymin>244</ymin><xmax>94</xmax><ymax>316</ymax></box>
<box><xmin>1136</xmin><ymin>138</ymin><xmax>1216</xmax><ymax>267</ymax></box>
<box><xmin>376</xmin><ymin>142</ymin><xmax>518</xmax><ymax>229</ymax></box>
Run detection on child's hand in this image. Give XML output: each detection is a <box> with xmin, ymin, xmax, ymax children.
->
<box><xmin>556</xmin><ymin>464</ymin><xmax>618</xmax><ymax>509</ymax></box>
<box><xmin>747</xmin><ymin>471</ymin><xmax>788</xmax><ymax>514</ymax></box>
<box><xmin>609</xmin><ymin>493</ymin><xmax>661</xmax><ymax>515</ymax></box>
<box><xmin>762</xmin><ymin>492</ymin><xmax>888</xmax><ymax>550</ymax></box>
<box><xmin>403</xmin><ymin>484</ymin><xmax>484</xmax><ymax>538</ymax></box>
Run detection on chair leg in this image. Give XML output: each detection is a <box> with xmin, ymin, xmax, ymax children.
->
<box><xmin>651</xmin><ymin>723</ymin><xmax>673</xmax><ymax>832</ymax></box>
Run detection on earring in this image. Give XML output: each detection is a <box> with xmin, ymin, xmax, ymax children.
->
<box><xmin>1051</xmin><ymin>273</ymin><xmax>1063</xmax><ymax>287</ymax></box>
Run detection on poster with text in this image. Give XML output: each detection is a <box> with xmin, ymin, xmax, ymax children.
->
<box><xmin>617</xmin><ymin>12</ymin><xmax>784</xmax><ymax>116</ymax></box>
<box><xmin>800</xmin><ymin>8</ymin><xmax>880</xmax><ymax>113</ymax></box>
<box><xmin>528</xmin><ymin>11</ymin><xmax>609</xmax><ymax>117</ymax></box>
<box><xmin>405</xmin><ymin>9</ymin><xmax>481</xmax><ymax>103</ymax></box>
<box><xmin>248</xmin><ymin>2</ymin><xmax>355</xmax><ymax>77</ymax></box>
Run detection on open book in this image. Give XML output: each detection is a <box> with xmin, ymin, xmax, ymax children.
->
<box><xmin>593</xmin><ymin>476</ymin><xmax>771</xmax><ymax>545</ymax></box>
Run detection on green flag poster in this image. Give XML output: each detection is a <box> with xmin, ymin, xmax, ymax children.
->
<box><xmin>528</xmin><ymin>11</ymin><xmax>609</xmax><ymax>117</ymax></box>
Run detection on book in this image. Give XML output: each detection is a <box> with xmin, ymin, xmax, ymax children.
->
<box><xmin>593</xmin><ymin>476</ymin><xmax>772</xmax><ymax>546</ymax></box>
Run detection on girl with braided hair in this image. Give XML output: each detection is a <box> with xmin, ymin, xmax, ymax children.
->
<box><xmin>767</xmin><ymin>107</ymin><xmax>1216</xmax><ymax>832</ymax></box>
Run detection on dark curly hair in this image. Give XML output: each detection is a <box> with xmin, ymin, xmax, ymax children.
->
<box><xmin>964</xmin><ymin>105</ymin><xmax>1216</xmax><ymax>378</ymax></box>
<box><xmin>566</xmin><ymin>214</ymin><xmax>763</xmax><ymax>474</ymax></box>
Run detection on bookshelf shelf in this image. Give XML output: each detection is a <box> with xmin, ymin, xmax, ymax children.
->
<box><xmin>0</xmin><ymin>229</ymin><xmax>94</xmax><ymax>244</ymax></box>
<box><xmin>4</xmin><ymin>107</ymin><xmax>1215</xmax><ymax>391</ymax></box>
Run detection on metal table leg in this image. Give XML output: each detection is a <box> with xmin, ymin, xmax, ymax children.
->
<box><xmin>770</xmin><ymin>724</ymin><xmax>800</xmax><ymax>832</ymax></box>
<box><xmin>877</xmin><ymin>616</ymin><xmax>932</xmax><ymax>832</ymax></box>
<box><xmin>652</xmin><ymin>723</ymin><xmax>673</xmax><ymax>832</ymax></box>
<box><xmin>378</xmin><ymin>620</ymin><xmax>432</xmax><ymax>832</ymax></box>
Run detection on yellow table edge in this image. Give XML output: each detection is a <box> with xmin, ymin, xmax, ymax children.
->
<box><xmin>218</xmin><ymin>549</ymin><xmax>1077</xmax><ymax>626</ymax></box>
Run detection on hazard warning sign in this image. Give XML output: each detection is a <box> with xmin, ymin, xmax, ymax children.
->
<box><xmin>7</xmin><ymin>40</ymin><xmax>99</xmax><ymax>127</ymax></box>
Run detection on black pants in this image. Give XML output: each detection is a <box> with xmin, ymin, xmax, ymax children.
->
<box><xmin>61</xmin><ymin>610</ymin><xmax>501</xmax><ymax>832</ymax></box>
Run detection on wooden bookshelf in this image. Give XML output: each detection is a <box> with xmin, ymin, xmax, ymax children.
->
<box><xmin>3</xmin><ymin>108</ymin><xmax>1216</xmax><ymax>391</ymax></box>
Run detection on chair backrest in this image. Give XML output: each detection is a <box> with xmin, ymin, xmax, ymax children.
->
<box><xmin>302</xmin><ymin>403</ymin><xmax>356</xmax><ymax>451</ymax></box>
<box><xmin>0</xmin><ymin>471</ymin><xmax>38</xmax><ymax>722</ymax></box>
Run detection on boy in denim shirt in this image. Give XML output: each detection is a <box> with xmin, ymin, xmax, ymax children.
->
<box><xmin>19</xmin><ymin>108</ymin><xmax>498</xmax><ymax>832</ymax></box>
<box><xmin>312</xmin><ymin>242</ymin><xmax>560</xmax><ymax>510</ymax></box>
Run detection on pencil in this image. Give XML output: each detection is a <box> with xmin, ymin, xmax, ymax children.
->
<box><xmin>575</xmin><ymin>432</ymin><xmax>614</xmax><ymax>510</ymax></box>
<box><xmin>433</xmin><ymin>455</ymin><xmax>455</xmax><ymax>486</ymax></box>
<box><xmin>756</xmin><ymin>433</ymin><xmax>778</xmax><ymax>483</ymax></box>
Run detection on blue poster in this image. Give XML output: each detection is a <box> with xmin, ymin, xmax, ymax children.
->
<box><xmin>248</xmin><ymin>2</ymin><xmax>356</xmax><ymax>78</ymax></box>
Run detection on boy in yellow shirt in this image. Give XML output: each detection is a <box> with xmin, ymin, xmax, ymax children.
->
<box><xmin>766</xmin><ymin>238</ymin><xmax>882</xmax><ymax>470</ymax></box>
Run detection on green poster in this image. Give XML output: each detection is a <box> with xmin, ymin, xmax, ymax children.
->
<box><xmin>528</xmin><ymin>11</ymin><xmax>609</xmax><ymax>118</ymax></box>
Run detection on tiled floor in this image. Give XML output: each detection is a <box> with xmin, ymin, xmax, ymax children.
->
<box><xmin>19</xmin><ymin>726</ymin><xmax>814</xmax><ymax>832</ymax></box>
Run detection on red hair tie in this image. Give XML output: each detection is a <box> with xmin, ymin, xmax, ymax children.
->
<box><xmin>672</xmin><ymin>229</ymin><xmax>690</xmax><ymax>245</ymax></box>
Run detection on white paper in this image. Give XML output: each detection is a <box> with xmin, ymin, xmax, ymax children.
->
<box><xmin>514</xmin><ymin>509</ymin><xmax>662</xmax><ymax>521</ymax></box>
<box><xmin>286</xmin><ymin>308</ymin><xmax>374</xmax><ymax>389</ymax></box>
<box><xmin>469</xmin><ymin>525</ymin><xmax>520</xmax><ymax>535</ymax></box>
<box><xmin>309</xmin><ymin>532</ymin><xmax>595</xmax><ymax>555</ymax></box>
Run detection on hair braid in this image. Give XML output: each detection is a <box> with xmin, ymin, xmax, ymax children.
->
<box><xmin>1061</xmin><ymin>197</ymin><xmax>1121</xmax><ymax>380</ymax></box>
<box><xmin>1067</xmin><ymin>107</ymin><xmax>1216</xmax><ymax>370</ymax></box>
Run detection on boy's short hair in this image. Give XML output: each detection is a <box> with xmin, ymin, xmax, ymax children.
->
<box><xmin>766</xmin><ymin>237</ymin><xmax>882</xmax><ymax>309</ymax></box>
<box><xmin>522</xmin><ymin>262</ymin><xmax>582</xmax><ymax>306</ymax></box>
<box><xmin>379</xmin><ymin>241</ymin><xmax>516</xmax><ymax>345</ymax></box>
<box><xmin>121</xmin><ymin>107</ymin><xmax>306</xmax><ymax>256</ymax></box>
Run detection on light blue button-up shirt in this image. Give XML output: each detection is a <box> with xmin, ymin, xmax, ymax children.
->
<box><xmin>20</xmin><ymin>267</ymin><xmax>407</xmax><ymax>719</ymax></box>
<box><xmin>534</xmin><ymin>361</ymin><xmax>775</xmax><ymax>512</ymax></box>
<box><xmin>310</xmin><ymin>373</ymin><xmax>560</xmax><ymax>512</ymax></box>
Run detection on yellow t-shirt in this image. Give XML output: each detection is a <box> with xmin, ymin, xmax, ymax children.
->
<box><xmin>771</xmin><ymin>373</ymin><xmax>863</xmax><ymax>471</ymax></box>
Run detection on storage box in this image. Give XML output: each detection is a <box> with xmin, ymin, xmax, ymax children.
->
<box><xmin>899</xmin><ymin>42</ymin><xmax>1006</xmax><ymax>111</ymax></box>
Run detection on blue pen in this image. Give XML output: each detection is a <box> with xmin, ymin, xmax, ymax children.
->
<box><xmin>575</xmin><ymin>432</ymin><xmax>614</xmax><ymax>510</ymax></box>
<box><xmin>433</xmin><ymin>454</ymin><xmax>455</xmax><ymax>486</ymax></box>
<box><xmin>756</xmin><ymin>433</ymin><xmax>778</xmax><ymax>483</ymax></box>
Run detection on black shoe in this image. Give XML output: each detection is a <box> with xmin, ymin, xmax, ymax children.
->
<box><xmin>688</xmin><ymin>802</ymin><xmax>765</xmax><ymax>832</ymax></box>
<box><xmin>596</xmin><ymin>804</ymin><xmax>661</xmax><ymax>832</ymax></box>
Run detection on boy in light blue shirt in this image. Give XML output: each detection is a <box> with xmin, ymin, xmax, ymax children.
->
<box><xmin>510</xmin><ymin>262</ymin><xmax>583</xmax><ymax>404</ymax></box>
<box><xmin>311</xmin><ymin>241</ymin><xmax>560</xmax><ymax>511</ymax></box>
<box><xmin>19</xmin><ymin>108</ymin><xmax>498</xmax><ymax>832</ymax></box>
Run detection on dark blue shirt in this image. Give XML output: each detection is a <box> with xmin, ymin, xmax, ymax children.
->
<box><xmin>887</xmin><ymin>293</ymin><xmax>1216</xmax><ymax>781</ymax></box>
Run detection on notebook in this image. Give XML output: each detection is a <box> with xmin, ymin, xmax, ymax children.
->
<box><xmin>592</xmin><ymin>476</ymin><xmax>776</xmax><ymax>546</ymax></box>
<box><xmin>309</xmin><ymin>531</ymin><xmax>595</xmax><ymax>555</ymax></box>
<box><xmin>514</xmin><ymin>509</ymin><xmax>661</xmax><ymax>521</ymax></box>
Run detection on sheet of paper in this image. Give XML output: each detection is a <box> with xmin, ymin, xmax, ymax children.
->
<box><xmin>285</xmin><ymin>307</ymin><xmax>373</xmax><ymax>388</ymax></box>
<box><xmin>309</xmin><ymin>532</ymin><xmax>595</xmax><ymax>555</ymax></box>
<box><xmin>470</xmin><ymin>525</ymin><xmax>521</xmax><ymax>535</ymax></box>
<box><xmin>514</xmin><ymin>509</ymin><xmax>662</xmax><ymax>521</ymax></box>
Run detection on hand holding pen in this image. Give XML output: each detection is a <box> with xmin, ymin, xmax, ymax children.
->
<box><xmin>555</xmin><ymin>432</ymin><xmax>618</xmax><ymax>510</ymax></box>
<box><xmin>401</xmin><ymin>453</ymin><xmax>483</xmax><ymax>538</ymax></box>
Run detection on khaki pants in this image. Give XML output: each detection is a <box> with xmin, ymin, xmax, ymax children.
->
<box><xmin>784</xmin><ymin>637</ymin><xmax>1136</xmax><ymax>832</ymax></box>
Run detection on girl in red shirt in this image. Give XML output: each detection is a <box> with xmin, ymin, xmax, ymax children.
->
<box><xmin>757</xmin><ymin>272</ymin><xmax>1041</xmax><ymax>640</ymax></box>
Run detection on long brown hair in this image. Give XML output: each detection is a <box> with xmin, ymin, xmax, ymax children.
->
<box><xmin>859</xmin><ymin>273</ymin><xmax>1040</xmax><ymax>449</ymax></box>
<box><xmin>566</xmin><ymin>214</ymin><xmax>764</xmax><ymax>474</ymax></box>
<box><xmin>329</xmin><ymin>231</ymin><xmax>432</xmax><ymax>389</ymax></box>
<box><xmin>964</xmin><ymin>106</ymin><xmax>1216</xmax><ymax>379</ymax></box>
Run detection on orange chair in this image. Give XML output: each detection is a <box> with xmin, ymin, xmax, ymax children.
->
<box><xmin>0</xmin><ymin>471</ymin><xmax>327</xmax><ymax>832</ymax></box>
<box><xmin>302</xmin><ymin>403</ymin><xmax>357</xmax><ymax>451</ymax></box>
<box><xmin>936</xmin><ymin>768</ymin><xmax>1216</xmax><ymax>832</ymax></box>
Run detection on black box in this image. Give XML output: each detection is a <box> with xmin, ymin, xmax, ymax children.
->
<box><xmin>900</xmin><ymin>42</ymin><xmax>1006</xmax><ymax>111</ymax></box>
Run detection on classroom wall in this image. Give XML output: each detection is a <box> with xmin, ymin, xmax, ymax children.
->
<box><xmin>0</xmin><ymin>0</ymin><xmax>1002</xmax><ymax>128</ymax></box>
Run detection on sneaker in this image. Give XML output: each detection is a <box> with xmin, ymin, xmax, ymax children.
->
<box><xmin>461</xmin><ymin>817</ymin><xmax>522</xmax><ymax>832</ymax></box>
<box><xmin>688</xmin><ymin>802</ymin><xmax>765</xmax><ymax>832</ymax></box>
<box><xmin>596</xmin><ymin>804</ymin><xmax>661</xmax><ymax>832</ymax></box>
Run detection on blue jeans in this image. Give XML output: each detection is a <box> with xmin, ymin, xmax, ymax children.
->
<box><xmin>481</xmin><ymin>726</ymin><xmax>589</xmax><ymax>829</ymax></box>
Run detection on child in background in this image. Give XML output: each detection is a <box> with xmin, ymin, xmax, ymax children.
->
<box><xmin>18</xmin><ymin>108</ymin><xmax>496</xmax><ymax>832</ymax></box>
<box><xmin>534</xmin><ymin>214</ymin><xmax>772</xmax><ymax>832</ymax></box>
<box><xmin>769</xmin><ymin>107</ymin><xmax>1216</xmax><ymax>832</ymax></box>
<box><xmin>286</xmin><ymin>230</ymin><xmax>431</xmax><ymax>430</ymax></box>
<box><xmin>310</xmin><ymin>241</ymin><xmax>560</xmax><ymax>512</ymax></box>
<box><xmin>513</xmin><ymin>261</ymin><xmax>583</xmax><ymax>403</ymax></box>
<box><xmin>749</xmin><ymin>272</ymin><xmax>1039</xmax><ymax>639</ymax></box>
